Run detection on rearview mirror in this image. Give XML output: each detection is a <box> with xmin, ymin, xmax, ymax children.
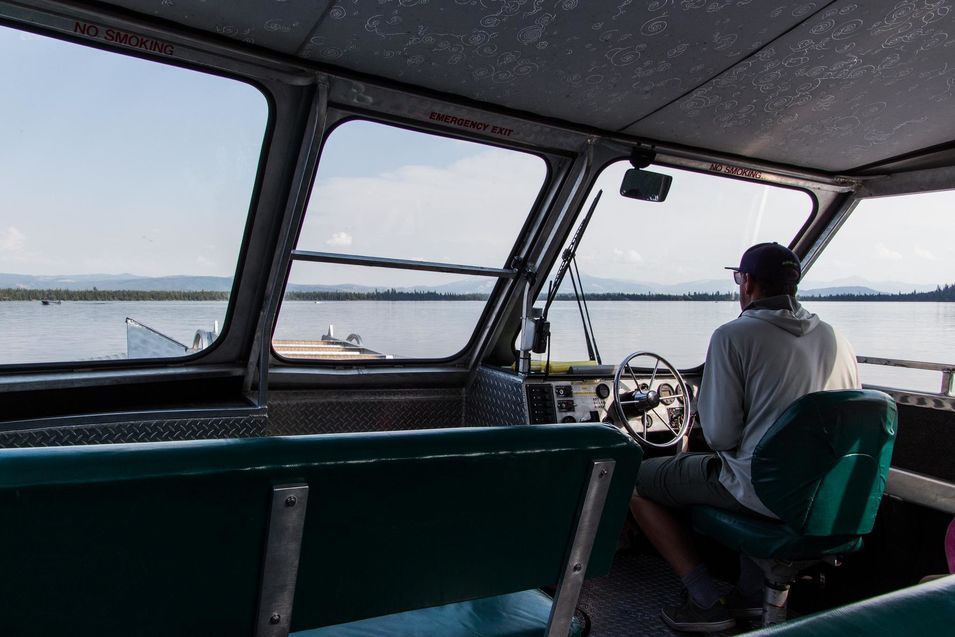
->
<box><xmin>620</xmin><ymin>168</ymin><xmax>672</xmax><ymax>202</ymax></box>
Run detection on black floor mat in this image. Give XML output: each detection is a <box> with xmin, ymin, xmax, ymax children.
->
<box><xmin>577</xmin><ymin>551</ymin><xmax>763</xmax><ymax>636</ymax></box>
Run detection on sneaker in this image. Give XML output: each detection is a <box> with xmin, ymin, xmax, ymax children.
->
<box><xmin>726</xmin><ymin>587</ymin><xmax>762</xmax><ymax>619</ymax></box>
<box><xmin>661</xmin><ymin>595</ymin><xmax>736</xmax><ymax>633</ymax></box>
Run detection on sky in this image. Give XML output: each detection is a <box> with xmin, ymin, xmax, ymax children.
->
<box><xmin>1</xmin><ymin>23</ymin><xmax>953</xmax><ymax>290</ymax></box>
<box><xmin>802</xmin><ymin>192</ymin><xmax>955</xmax><ymax>288</ymax></box>
<box><xmin>0</xmin><ymin>25</ymin><xmax>266</xmax><ymax>278</ymax></box>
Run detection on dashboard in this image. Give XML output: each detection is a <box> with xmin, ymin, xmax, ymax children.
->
<box><xmin>524</xmin><ymin>377</ymin><xmax>691</xmax><ymax>430</ymax></box>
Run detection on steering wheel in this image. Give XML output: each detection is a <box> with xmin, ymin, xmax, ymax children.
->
<box><xmin>611</xmin><ymin>351</ymin><xmax>691</xmax><ymax>448</ymax></box>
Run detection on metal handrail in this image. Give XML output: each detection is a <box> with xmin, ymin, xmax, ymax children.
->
<box><xmin>857</xmin><ymin>355</ymin><xmax>954</xmax><ymax>396</ymax></box>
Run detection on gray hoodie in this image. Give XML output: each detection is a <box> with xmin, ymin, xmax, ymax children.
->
<box><xmin>697</xmin><ymin>296</ymin><xmax>860</xmax><ymax>518</ymax></box>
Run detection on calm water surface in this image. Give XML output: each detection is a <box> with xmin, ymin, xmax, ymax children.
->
<box><xmin>2</xmin><ymin>300</ymin><xmax>952</xmax><ymax>392</ymax></box>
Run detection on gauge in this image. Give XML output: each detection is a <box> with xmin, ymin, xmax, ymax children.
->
<box><xmin>595</xmin><ymin>383</ymin><xmax>611</xmax><ymax>399</ymax></box>
<box><xmin>658</xmin><ymin>382</ymin><xmax>675</xmax><ymax>405</ymax></box>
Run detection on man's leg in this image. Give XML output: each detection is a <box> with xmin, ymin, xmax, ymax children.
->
<box><xmin>629</xmin><ymin>494</ymin><xmax>701</xmax><ymax>577</ymax></box>
<box><xmin>632</xmin><ymin>453</ymin><xmax>742</xmax><ymax>632</ymax></box>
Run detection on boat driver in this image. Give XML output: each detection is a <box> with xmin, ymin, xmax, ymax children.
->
<box><xmin>629</xmin><ymin>242</ymin><xmax>860</xmax><ymax>632</ymax></box>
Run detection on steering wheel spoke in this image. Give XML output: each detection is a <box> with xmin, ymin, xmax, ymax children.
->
<box><xmin>649</xmin><ymin>359</ymin><xmax>660</xmax><ymax>386</ymax></box>
<box><xmin>627</xmin><ymin>365</ymin><xmax>640</xmax><ymax>389</ymax></box>
<box><xmin>612</xmin><ymin>351</ymin><xmax>690</xmax><ymax>448</ymax></box>
<box><xmin>651</xmin><ymin>405</ymin><xmax>679</xmax><ymax>434</ymax></box>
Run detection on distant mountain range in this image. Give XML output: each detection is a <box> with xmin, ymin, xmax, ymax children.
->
<box><xmin>0</xmin><ymin>272</ymin><xmax>941</xmax><ymax>296</ymax></box>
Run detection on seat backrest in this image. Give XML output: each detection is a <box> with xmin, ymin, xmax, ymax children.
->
<box><xmin>752</xmin><ymin>389</ymin><xmax>897</xmax><ymax>537</ymax></box>
<box><xmin>0</xmin><ymin>423</ymin><xmax>641</xmax><ymax>636</ymax></box>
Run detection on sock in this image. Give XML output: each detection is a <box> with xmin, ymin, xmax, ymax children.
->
<box><xmin>681</xmin><ymin>564</ymin><xmax>722</xmax><ymax>609</ymax></box>
<box><xmin>737</xmin><ymin>556</ymin><xmax>764</xmax><ymax>599</ymax></box>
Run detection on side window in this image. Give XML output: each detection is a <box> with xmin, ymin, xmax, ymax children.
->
<box><xmin>801</xmin><ymin>192</ymin><xmax>955</xmax><ymax>394</ymax></box>
<box><xmin>539</xmin><ymin>162</ymin><xmax>812</xmax><ymax>369</ymax></box>
<box><xmin>272</xmin><ymin>120</ymin><xmax>547</xmax><ymax>361</ymax></box>
<box><xmin>0</xmin><ymin>25</ymin><xmax>267</xmax><ymax>365</ymax></box>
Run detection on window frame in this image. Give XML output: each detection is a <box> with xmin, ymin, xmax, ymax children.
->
<box><xmin>270</xmin><ymin>112</ymin><xmax>556</xmax><ymax>366</ymax></box>
<box><xmin>0</xmin><ymin>18</ymin><xmax>275</xmax><ymax>372</ymax></box>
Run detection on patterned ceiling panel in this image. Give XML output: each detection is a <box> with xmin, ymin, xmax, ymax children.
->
<box><xmin>107</xmin><ymin>0</ymin><xmax>330</xmax><ymax>53</ymax></box>
<box><xmin>296</xmin><ymin>0</ymin><xmax>813</xmax><ymax>129</ymax></box>
<box><xmin>91</xmin><ymin>0</ymin><xmax>955</xmax><ymax>172</ymax></box>
<box><xmin>627</xmin><ymin>0</ymin><xmax>955</xmax><ymax>171</ymax></box>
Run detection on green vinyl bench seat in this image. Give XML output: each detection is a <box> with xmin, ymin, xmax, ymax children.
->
<box><xmin>746</xmin><ymin>574</ymin><xmax>955</xmax><ymax>636</ymax></box>
<box><xmin>0</xmin><ymin>423</ymin><xmax>642</xmax><ymax>636</ymax></box>
<box><xmin>292</xmin><ymin>589</ymin><xmax>583</xmax><ymax>637</ymax></box>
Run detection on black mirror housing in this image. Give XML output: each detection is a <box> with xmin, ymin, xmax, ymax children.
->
<box><xmin>620</xmin><ymin>168</ymin><xmax>672</xmax><ymax>202</ymax></box>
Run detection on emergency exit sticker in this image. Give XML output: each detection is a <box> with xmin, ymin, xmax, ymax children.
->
<box><xmin>429</xmin><ymin>111</ymin><xmax>514</xmax><ymax>137</ymax></box>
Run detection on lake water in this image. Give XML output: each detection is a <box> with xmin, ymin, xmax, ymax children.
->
<box><xmin>2</xmin><ymin>300</ymin><xmax>953</xmax><ymax>393</ymax></box>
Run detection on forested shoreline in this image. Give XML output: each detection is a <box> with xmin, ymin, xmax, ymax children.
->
<box><xmin>2</xmin><ymin>284</ymin><xmax>952</xmax><ymax>302</ymax></box>
<box><xmin>0</xmin><ymin>288</ymin><xmax>228</xmax><ymax>301</ymax></box>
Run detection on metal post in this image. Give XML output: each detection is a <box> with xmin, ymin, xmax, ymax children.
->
<box><xmin>546</xmin><ymin>459</ymin><xmax>615</xmax><ymax>637</ymax></box>
<box><xmin>255</xmin><ymin>484</ymin><xmax>310</xmax><ymax>637</ymax></box>
<box><xmin>243</xmin><ymin>78</ymin><xmax>330</xmax><ymax>404</ymax></box>
<box><xmin>762</xmin><ymin>580</ymin><xmax>790</xmax><ymax>626</ymax></box>
<box><xmin>517</xmin><ymin>277</ymin><xmax>536</xmax><ymax>375</ymax></box>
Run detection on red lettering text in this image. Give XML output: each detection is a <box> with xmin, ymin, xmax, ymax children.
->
<box><xmin>709</xmin><ymin>163</ymin><xmax>762</xmax><ymax>180</ymax></box>
<box><xmin>73</xmin><ymin>22</ymin><xmax>99</xmax><ymax>38</ymax></box>
<box><xmin>72</xmin><ymin>21</ymin><xmax>174</xmax><ymax>56</ymax></box>
<box><xmin>429</xmin><ymin>112</ymin><xmax>515</xmax><ymax>137</ymax></box>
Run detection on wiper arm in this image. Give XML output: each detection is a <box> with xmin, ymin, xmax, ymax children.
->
<box><xmin>542</xmin><ymin>190</ymin><xmax>602</xmax><ymax>319</ymax></box>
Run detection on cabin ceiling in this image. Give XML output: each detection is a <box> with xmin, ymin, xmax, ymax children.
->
<box><xmin>99</xmin><ymin>0</ymin><xmax>955</xmax><ymax>174</ymax></box>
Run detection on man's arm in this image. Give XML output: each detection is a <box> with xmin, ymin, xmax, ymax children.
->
<box><xmin>697</xmin><ymin>328</ymin><xmax>745</xmax><ymax>451</ymax></box>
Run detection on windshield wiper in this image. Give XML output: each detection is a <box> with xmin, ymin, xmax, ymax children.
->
<box><xmin>541</xmin><ymin>190</ymin><xmax>603</xmax><ymax>366</ymax></box>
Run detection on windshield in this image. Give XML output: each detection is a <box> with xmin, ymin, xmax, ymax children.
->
<box><xmin>536</xmin><ymin>162</ymin><xmax>813</xmax><ymax>369</ymax></box>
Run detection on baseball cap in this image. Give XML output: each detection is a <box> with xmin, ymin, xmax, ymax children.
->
<box><xmin>725</xmin><ymin>242</ymin><xmax>802</xmax><ymax>283</ymax></box>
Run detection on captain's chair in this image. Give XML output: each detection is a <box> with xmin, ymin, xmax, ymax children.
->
<box><xmin>691</xmin><ymin>389</ymin><xmax>898</xmax><ymax>626</ymax></box>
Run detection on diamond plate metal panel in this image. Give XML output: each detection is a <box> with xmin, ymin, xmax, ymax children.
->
<box><xmin>267</xmin><ymin>389</ymin><xmax>464</xmax><ymax>435</ymax></box>
<box><xmin>0</xmin><ymin>416</ymin><xmax>266</xmax><ymax>448</ymax></box>
<box><xmin>464</xmin><ymin>366</ymin><xmax>527</xmax><ymax>427</ymax></box>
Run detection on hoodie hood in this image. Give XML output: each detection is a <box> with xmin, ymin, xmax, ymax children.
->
<box><xmin>742</xmin><ymin>295</ymin><xmax>819</xmax><ymax>336</ymax></box>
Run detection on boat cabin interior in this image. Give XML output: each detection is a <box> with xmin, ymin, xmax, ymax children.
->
<box><xmin>1</xmin><ymin>1</ymin><xmax>954</xmax><ymax>635</ymax></box>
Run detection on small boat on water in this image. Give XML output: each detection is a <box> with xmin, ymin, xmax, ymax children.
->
<box><xmin>273</xmin><ymin>325</ymin><xmax>390</xmax><ymax>361</ymax></box>
<box><xmin>40</xmin><ymin>299</ymin><xmax>61</xmax><ymax>305</ymax></box>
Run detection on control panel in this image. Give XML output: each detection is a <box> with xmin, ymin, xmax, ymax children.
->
<box><xmin>525</xmin><ymin>380</ymin><xmax>612</xmax><ymax>424</ymax></box>
<box><xmin>525</xmin><ymin>377</ymin><xmax>690</xmax><ymax>429</ymax></box>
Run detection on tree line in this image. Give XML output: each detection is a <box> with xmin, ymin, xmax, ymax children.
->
<box><xmin>799</xmin><ymin>284</ymin><xmax>955</xmax><ymax>302</ymax></box>
<box><xmin>2</xmin><ymin>284</ymin><xmax>952</xmax><ymax>302</ymax></box>
<box><xmin>563</xmin><ymin>291</ymin><xmax>739</xmax><ymax>301</ymax></box>
<box><xmin>285</xmin><ymin>289</ymin><xmax>488</xmax><ymax>301</ymax></box>
<box><xmin>0</xmin><ymin>288</ymin><xmax>228</xmax><ymax>301</ymax></box>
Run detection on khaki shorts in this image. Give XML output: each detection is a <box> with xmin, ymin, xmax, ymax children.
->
<box><xmin>635</xmin><ymin>452</ymin><xmax>747</xmax><ymax>512</ymax></box>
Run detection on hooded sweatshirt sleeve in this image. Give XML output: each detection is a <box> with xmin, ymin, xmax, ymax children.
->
<box><xmin>697</xmin><ymin>325</ymin><xmax>745</xmax><ymax>451</ymax></box>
